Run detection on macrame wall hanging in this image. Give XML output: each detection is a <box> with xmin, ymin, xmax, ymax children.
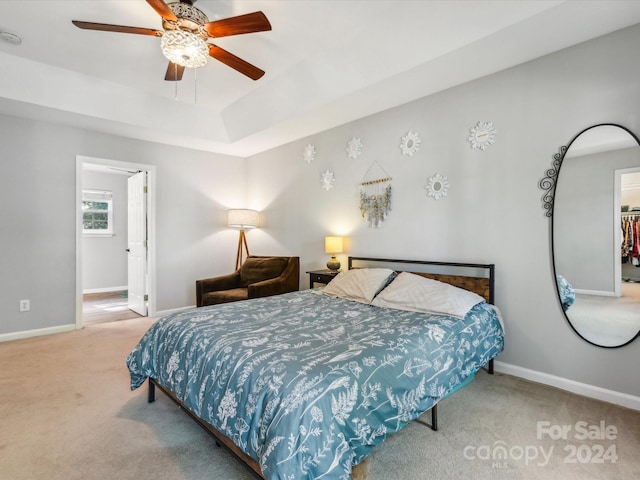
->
<box><xmin>359</xmin><ymin>161</ymin><xmax>392</xmax><ymax>228</ymax></box>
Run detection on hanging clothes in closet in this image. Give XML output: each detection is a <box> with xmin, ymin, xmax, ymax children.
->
<box><xmin>622</xmin><ymin>213</ymin><xmax>640</xmax><ymax>265</ymax></box>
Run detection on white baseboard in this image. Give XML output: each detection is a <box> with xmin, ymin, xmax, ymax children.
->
<box><xmin>83</xmin><ymin>286</ymin><xmax>128</xmax><ymax>294</ymax></box>
<box><xmin>494</xmin><ymin>361</ymin><xmax>640</xmax><ymax>411</ymax></box>
<box><xmin>0</xmin><ymin>324</ymin><xmax>77</xmax><ymax>343</ymax></box>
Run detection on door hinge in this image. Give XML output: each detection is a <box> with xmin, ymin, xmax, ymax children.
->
<box><xmin>144</xmin><ymin>294</ymin><xmax>149</xmax><ymax>301</ymax></box>
<box><xmin>144</xmin><ymin>186</ymin><xmax>148</xmax><ymax>193</ymax></box>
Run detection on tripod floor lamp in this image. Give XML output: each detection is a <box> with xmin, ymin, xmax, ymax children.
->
<box><xmin>228</xmin><ymin>209</ymin><xmax>259</xmax><ymax>270</ymax></box>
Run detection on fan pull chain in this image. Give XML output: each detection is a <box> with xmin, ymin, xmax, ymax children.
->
<box><xmin>194</xmin><ymin>68</ymin><xmax>197</xmax><ymax>104</ymax></box>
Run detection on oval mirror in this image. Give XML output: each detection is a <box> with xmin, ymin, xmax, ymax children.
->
<box><xmin>550</xmin><ymin>124</ymin><xmax>640</xmax><ymax>347</ymax></box>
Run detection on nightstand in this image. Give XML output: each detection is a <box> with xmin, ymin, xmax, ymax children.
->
<box><xmin>307</xmin><ymin>269</ymin><xmax>340</xmax><ymax>288</ymax></box>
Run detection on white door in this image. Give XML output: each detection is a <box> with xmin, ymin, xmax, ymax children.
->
<box><xmin>127</xmin><ymin>171</ymin><xmax>148</xmax><ymax>316</ymax></box>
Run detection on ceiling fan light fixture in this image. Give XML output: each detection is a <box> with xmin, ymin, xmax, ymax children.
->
<box><xmin>72</xmin><ymin>0</ymin><xmax>270</xmax><ymax>81</ymax></box>
<box><xmin>160</xmin><ymin>29</ymin><xmax>208</xmax><ymax>68</ymax></box>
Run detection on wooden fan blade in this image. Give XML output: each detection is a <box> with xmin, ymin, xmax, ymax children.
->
<box><xmin>164</xmin><ymin>62</ymin><xmax>185</xmax><ymax>81</ymax></box>
<box><xmin>72</xmin><ymin>21</ymin><xmax>162</xmax><ymax>36</ymax></box>
<box><xmin>146</xmin><ymin>0</ymin><xmax>178</xmax><ymax>21</ymax></box>
<box><xmin>208</xmin><ymin>44</ymin><xmax>265</xmax><ymax>80</ymax></box>
<box><xmin>204</xmin><ymin>12</ymin><xmax>271</xmax><ymax>38</ymax></box>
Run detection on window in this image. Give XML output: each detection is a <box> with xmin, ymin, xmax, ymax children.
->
<box><xmin>82</xmin><ymin>190</ymin><xmax>113</xmax><ymax>236</ymax></box>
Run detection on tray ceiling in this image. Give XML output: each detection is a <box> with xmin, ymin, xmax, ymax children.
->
<box><xmin>1</xmin><ymin>1</ymin><xmax>640</xmax><ymax>157</ymax></box>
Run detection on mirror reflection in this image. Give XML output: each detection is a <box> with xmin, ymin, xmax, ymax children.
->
<box><xmin>553</xmin><ymin>124</ymin><xmax>640</xmax><ymax>347</ymax></box>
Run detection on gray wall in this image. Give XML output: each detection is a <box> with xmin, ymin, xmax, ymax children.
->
<box><xmin>245</xmin><ymin>24</ymin><xmax>640</xmax><ymax>398</ymax></box>
<box><xmin>0</xmin><ymin>117</ymin><xmax>246</xmax><ymax>335</ymax></box>
<box><xmin>81</xmin><ymin>169</ymin><xmax>128</xmax><ymax>292</ymax></box>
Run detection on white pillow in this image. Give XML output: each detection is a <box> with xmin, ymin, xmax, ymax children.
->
<box><xmin>371</xmin><ymin>271</ymin><xmax>484</xmax><ymax>318</ymax></box>
<box><xmin>320</xmin><ymin>268</ymin><xmax>396</xmax><ymax>304</ymax></box>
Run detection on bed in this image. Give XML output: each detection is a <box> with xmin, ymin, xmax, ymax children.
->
<box><xmin>556</xmin><ymin>274</ymin><xmax>575</xmax><ymax>311</ymax></box>
<box><xmin>126</xmin><ymin>257</ymin><xmax>504</xmax><ymax>479</ymax></box>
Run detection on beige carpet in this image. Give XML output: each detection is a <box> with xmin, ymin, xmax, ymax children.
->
<box><xmin>568</xmin><ymin>282</ymin><xmax>640</xmax><ymax>347</ymax></box>
<box><xmin>0</xmin><ymin>317</ymin><xmax>638</xmax><ymax>480</ymax></box>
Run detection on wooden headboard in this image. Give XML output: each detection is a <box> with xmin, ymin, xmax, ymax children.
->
<box><xmin>348</xmin><ymin>257</ymin><xmax>495</xmax><ymax>304</ymax></box>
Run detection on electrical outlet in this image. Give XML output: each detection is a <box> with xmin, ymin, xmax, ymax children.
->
<box><xmin>19</xmin><ymin>299</ymin><xmax>30</xmax><ymax>312</ymax></box>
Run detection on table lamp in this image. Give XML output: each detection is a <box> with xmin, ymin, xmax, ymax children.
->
<box><xmin>324</xmin><ymin>236</ymin><xmax>343</xmax><ymax>271</ymax></box>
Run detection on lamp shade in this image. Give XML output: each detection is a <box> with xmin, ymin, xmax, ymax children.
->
<box><xmin>228</xmin><ymin>209</ymin><xmax>258</xmax><ymax>228</ymax></box>
<box><xmin>324</xmin><ymin>236</ymin><xmax>343</xmax><ymax>254</ymax></box>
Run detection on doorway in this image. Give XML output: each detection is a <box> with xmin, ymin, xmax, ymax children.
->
<box><xmin>616</xmin><ymin>168</ymin><xmax>640</xmax><ymax>296</ymax></box>
<box><xmin>75</xmin><ymin>156</ymin><xmax>156</xmax><ymax>329</ymax></box>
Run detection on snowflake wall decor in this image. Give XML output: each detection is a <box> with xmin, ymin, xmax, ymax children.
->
<box><xmin>425</xmin><ymin>173</ymin><xmax>449</xmax><ymax>200</ymax></box>
<box><xmin>468</xmin><ymin>121</ymin><xmax>497</xmax><ymax>151</ymax></box>
<box><xmin>346</xmin><ymin>137</ymin><xmax>363</xmax><ymax>159</ymax></box>
<box><xmin>320</xmin><ymin>170</ymin><xmax>335</xmax><ymax>191</ymax></box>
<box><xmin>303</xmin><ymin>143</ymin><xmax>316</xmax><ymax>164</ymax></box>
<box><xmin>400</xmin><ymin>131</ymin><xmax>421</xmax><ymax>156</ymax></box>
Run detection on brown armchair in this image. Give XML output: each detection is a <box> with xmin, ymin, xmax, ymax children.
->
<box><xmin>196</xmin><ymin>255</ymin><xmax>300</xmax><ymax>307</ymax></box>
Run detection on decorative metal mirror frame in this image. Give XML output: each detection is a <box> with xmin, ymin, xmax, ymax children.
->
<box><xmin>539</xmin><ymin>122</ymin><xmax>640</xmax><ymax>348</ymax></box>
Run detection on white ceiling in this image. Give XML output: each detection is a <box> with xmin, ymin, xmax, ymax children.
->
<box><xmin>1</xmin><ymin>0</ymin><xmax>640</xmax><ymax>158</ymax></box>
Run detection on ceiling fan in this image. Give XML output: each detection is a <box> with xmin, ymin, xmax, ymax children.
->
<box><xmin>72</xmin><ymin>0</ymin><xmax>271</xmax><ymax>81</ymax></box>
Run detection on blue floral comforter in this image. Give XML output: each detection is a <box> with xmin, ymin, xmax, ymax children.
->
<box><xmin>126</xmin><ymin>290</ymin><xmax>504</xmax><ymax>480</ymax></box>
<box><xmin>556</xmin><ymin>275</ymin><xmax>575</xmax><ymax>311</ymax></box>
